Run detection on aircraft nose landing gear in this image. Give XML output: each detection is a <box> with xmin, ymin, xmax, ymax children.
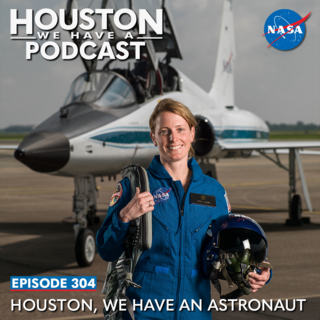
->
<box><xmin>75</xmin><ymin>229</ymin><xmax>96</xmax><ymax>267</ymax></box>
<box><xmin>73</xmin><ymin>175</ymin><xmax>99</xmax><ymax>267</ymax></box>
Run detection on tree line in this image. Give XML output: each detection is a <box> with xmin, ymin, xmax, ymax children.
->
<box><xmin>266</xmin><ymin>121</ymin><xmax>319</xmax><ymax>132</ymax></box>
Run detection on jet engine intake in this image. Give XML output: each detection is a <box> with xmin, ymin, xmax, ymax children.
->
<box><xmin>193</xmin><ymin>116</ymin><xmax>215</xmax><ymax>157</ymax></box>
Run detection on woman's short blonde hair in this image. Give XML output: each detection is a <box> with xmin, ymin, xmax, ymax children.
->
<box><xmin>149</xmin><ymin>98</ymin><xmax>197</xmax><ymax>157</ymax></box>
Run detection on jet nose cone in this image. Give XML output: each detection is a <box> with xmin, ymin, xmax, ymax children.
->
<box><xmin>15</xmin><ymin>131</ymin><xmax>70</xmax><ymax>173</ymax></box>
<box><xmin>14</xmin><ymin>148</ymin><xmax>26</xmax><ymax>159</ymax></box>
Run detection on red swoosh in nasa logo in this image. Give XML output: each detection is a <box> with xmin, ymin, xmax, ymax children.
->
<box><xmin>262</xmin><ymin>12</ymin><xmax>311</xmax><ymax>48</ymax></box>
<box><xmin>153</xmin><ymin>187</ymin><xmax>172</xmax><ymax>204</ymax></box>
<box><xmin>154</xmin><ymin>188</ymin><xmax>171</xmax><ymax>199</ymax></box>
<box><xmin>221</xmin><ymin>51</ymin><xmax>233</xmax><ymax>74</ymax></box>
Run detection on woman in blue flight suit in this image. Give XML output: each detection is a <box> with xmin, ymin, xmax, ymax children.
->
<box><xmin>96</xmin><ymin>99</ymin><xmax>270</xmax><ymax>320</ymax></box>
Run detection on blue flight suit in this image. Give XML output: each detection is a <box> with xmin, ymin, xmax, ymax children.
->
<box><xmin>97</xmin><ymin>155</ymin><xmax>231</xmax><ymax>320</ymax></box>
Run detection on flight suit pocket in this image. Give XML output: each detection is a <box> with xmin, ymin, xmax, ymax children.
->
<box><xmin>190</xmin><ymin>213</ymin><xmax>214</xmax><ymax>248</ymax></box>
<box><xmin>187</xmin><ymin>207</ymin><xmax>217</xmax><ymax>272</ymax></box>
<box><xmin>187</xmin><ymin>205</ymin><xmax>217</xmax><ymax>234</ymax></box>
<box><xmin>151</xmin><ymin>214</ymin><xmax>171</xmax><ymax>260</ymax></box>
<box><xmin>153</xmin><ymin>214</ymin><xmax>170</xmax><ymax>231</ymax></box>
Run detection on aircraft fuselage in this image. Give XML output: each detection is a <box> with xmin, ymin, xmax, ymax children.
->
<box><xmin>15</xmin><ymin>68</ymin><xmax>269</xmax><ymax>177</ymax></box>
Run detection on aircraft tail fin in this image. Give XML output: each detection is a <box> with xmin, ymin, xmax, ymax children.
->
<box><xmin>209</xmin><ymin>0</ymin><xmax>236</xmax><ymax>108</ymax></box>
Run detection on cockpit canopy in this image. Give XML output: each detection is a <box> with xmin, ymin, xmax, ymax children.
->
<box><xmin>63</xmin><ymin>71</ymin><xmax>136</xmax><ymax>110</ymax></box>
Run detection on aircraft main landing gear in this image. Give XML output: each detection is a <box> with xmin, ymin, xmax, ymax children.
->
<box><xmin>290</xmin><ymin>194</ymin><xmax>302</xmax><ymax>219</ymax></box>
<box><xmin>286</xmin><ymin>149</ymin><xmax>310</xmax><ymax>226</ymax></box>
<box><xmin>259</xmin><ymin>148</ymin><xmax>313</xmax><ymax>226</ymax></box>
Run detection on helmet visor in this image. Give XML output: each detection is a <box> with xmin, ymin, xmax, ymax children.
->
<box><xmin>219</xmin><ymin>228</ymin><xmax>267</xmax><ymax>262</ymax></box>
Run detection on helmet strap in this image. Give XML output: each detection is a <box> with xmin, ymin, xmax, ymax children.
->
<box><xmin>209</xmin><ymin>253</ymin><xmax>273</xmax><ymax>302</ymax></box>
<box><xmin>209</xmin><ymin>269</ymin><xmax>244</xmax><ymax>301</ymax></box>
<box><xmin>250</xmin><ymin>260</ymin><xmax>273</xmax><ymax>269</ymax></box>
<box><xmin>221</xmin><ymin>265</ymin><xmax>233</xmax><ymax>287</ymax></box>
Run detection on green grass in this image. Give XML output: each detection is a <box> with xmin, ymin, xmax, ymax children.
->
<box><xmin>269</xmin><ymin>131</ymin><xmax>320</xmax><ymax>140</ymax></box>
<box><xmin>0</xmin><ymin>134</ymin><xmax>27</xmax><ymax>140</ymax></box>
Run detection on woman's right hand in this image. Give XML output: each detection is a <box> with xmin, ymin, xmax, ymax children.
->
<box><xmin>118</xmin><ymin>187</ymin><xmax>155</xmax><ymax>223</ymax></box>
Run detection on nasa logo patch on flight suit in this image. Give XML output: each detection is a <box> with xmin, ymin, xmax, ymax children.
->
<box><xmin>224</xmin><ymin>191</ymin><xmax>231</xmax><ymax>213</ymax></box>
<box><xmin>110</xmin><ymin>182</ymin><xmax>123</xmax><ymax>207</ymax></box>
<box><xmin>152</xmin><ymin>187</ymin><xmax>171</xmax><ymax>204</ymax></box>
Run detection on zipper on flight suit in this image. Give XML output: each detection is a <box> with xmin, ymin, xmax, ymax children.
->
<box><xmin>172</xmin><ymin>178</ymin><xmax>192</xmax><ymax>320</ymax></box>
<box><xmin>174</xmin><ymin>179</ymin><xmax>192</xmax><ymax>216</ymax></box>
<box><xmin>180</xmin><ymin>192</ymin><xmax>187</xmax><ymax>216</ymax></box>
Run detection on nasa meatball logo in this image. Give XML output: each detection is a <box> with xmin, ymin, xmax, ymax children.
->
<box><xmin>153</xmin><ymin>187</ymin><xmax>171</xmax><ymax>205</ymax></box>
<box><xmin>263</xmin><ymin>9</ymin><xmax>311</xmax><ymax>50</ymax></box>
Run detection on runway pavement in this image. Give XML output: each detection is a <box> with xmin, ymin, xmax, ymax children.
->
<box><xmin>1</xmin><ymin>146</ymin><xmax>319</xmax><ymax>319</ymax></box>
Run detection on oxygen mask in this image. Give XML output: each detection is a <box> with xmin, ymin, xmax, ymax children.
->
<box><xmin>201</xmin><ymin>214</ymin><xmax>273</xmax><ymax>300</ymax></box>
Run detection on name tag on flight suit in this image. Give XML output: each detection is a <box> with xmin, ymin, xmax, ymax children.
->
<box><xmin>190</xmin><ymin>193</ymin><xmax>216</xmax><ymax>207</ymax></box>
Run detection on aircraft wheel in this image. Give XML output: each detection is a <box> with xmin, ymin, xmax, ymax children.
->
<box><xmin>290</xmin><ymin>194</ymin><xmax>302</xmax><ymax>220</ymax></box>
<box><xmin>75</xmin><ymin>229</ymin><xmax>96</xmax><ymax>267</ymax></box>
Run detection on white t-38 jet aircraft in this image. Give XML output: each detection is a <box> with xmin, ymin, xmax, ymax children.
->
<box><xmin>3</xmin><ymin>0</ymin><xmax>319</xmax><ymax>267</ymax></box>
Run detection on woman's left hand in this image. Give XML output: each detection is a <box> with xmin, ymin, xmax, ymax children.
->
<box><xmin>248</xmin><ymin>266</ymin><xmax>270</xmax><ymax>293</ymax></box>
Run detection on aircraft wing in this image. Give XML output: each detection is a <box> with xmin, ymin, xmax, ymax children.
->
<box><xmin>218</xmin><ymin>141</ymin><xmax>320</xmax><ymax>151</ymax></box>
<box><xmin>263</xmin><ymin>149</ymin><xmax>320</xmax><ymax>155</ymax></box>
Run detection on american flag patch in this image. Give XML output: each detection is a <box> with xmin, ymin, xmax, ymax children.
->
<box><xmin>224</xmin><ymin>192</ymin><xmax>231</xmax><ymax>213</ymax></box>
